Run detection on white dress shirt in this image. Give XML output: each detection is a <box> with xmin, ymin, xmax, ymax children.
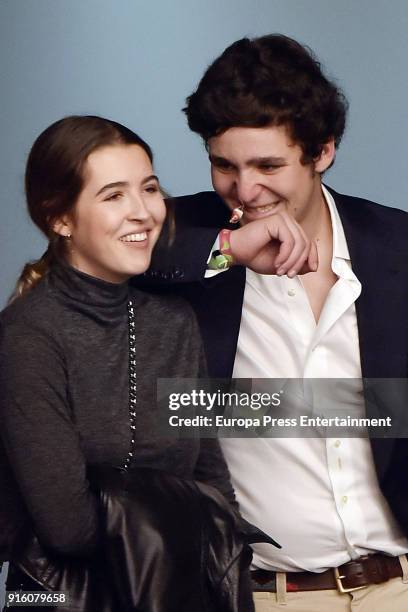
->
<box><xmin>219</xmin><ymin>186</ymin><xmax>408</xmax><ymax>572</ymax></box>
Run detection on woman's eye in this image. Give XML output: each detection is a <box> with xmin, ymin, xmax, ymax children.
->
<box><xmin>145</xmin><ymin>185</ymin><xmax>159</xmax><ymax>194</ymax></box>
<box><xmin>104</xmin><ymin>192</ymin><xmax>122</xmax><ymax>201</ymax></box>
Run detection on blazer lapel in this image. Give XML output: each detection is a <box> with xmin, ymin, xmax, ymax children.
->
<box><xmin>332</xmin><ymin>189</ymin><xmax>404</xmax><ymax>378</ymax></box>
<box><xmin>332</xmin><ymin>189</ymin><xmax>406</xmax><ymax>481</ymax></box>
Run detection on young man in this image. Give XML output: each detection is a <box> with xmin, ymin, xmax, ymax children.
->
<box><xmin>143</xmin><ymin>35</ymin><xmax>408</xmax><ymax>611</ymax></box>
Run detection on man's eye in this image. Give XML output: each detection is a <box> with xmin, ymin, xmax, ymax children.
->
<box><xmin>259</xmin><ymin>165</ymin><xmax>279</xmax><ymax>171</ymax></box>
<box><xmin>258</xmin><ymin>164</ymin><xmax>282</xmax><ymax>172</ymax></box>
<box><xmin>214</xmin><ymin>162</ymin><xmax>233</xmax><ymax>171</ymax></box>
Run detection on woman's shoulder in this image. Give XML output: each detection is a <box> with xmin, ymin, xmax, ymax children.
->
<box><xmin>0</xmin><ymin>279</ymin><xmax>69</xmax><ymax>383</ymax></box>
<box><xmin>0</xmin><ymin>276</ymin><xmax>60</xmax><ymax>339</ymax></box>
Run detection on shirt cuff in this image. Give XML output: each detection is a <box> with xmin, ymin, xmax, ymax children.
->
<box><xmin>205</xmin><ymin>233</ymin><xmax>230</xmax><ymax>278</ymax></box>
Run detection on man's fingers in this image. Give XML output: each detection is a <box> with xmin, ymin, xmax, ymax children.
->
<box><xmin>275</xmin><ymin>214</ymin><xmax>317</xmax><ymax>276</ymax></box>
<box><xmin>297</xmin><ymin>242</ymin><xmax>319</xmax><ymax>275</ymax></box>
<box><xmin>287</xmin><ymin>239</ymin><xmax>318</xmax><ymax>276</ymax></box>
<box><xmin>271</xmin><ymin>223</ymin><xmax>296</xmax><ymax>272</ymax></box>
<box><xmin>229</xmin><ymin>209</ymin><xmax>318</xmax><ymax>276</ymax></box>
<box><xmin>278</xmin><ymin>240</ymin><xmax>308</xmax><ymax>276</ymax></box>
<box><xmin>274</xmin><ymin>216</ymin><xmax>307</xmax><ymax>275</ymax></box>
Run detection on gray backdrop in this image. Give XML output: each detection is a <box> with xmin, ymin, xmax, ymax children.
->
<box><xmin>0</xmin><ymin>0</ymin><xmax>407</xmax><ymax>600</ymax></box>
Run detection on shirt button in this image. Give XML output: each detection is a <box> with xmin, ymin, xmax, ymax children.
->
<box><xmin>287</xmin><ymin>289</ymin><xmax>296</xmax><ymax>297</ymax></box>
<box><xmin>335</xmin><ymin>440</ymin><xmax>341</xmax><ymax>448</ymax></box>
<box><xmin>342</xmin><ymin>495</ymin><xmax>348</xmax><ymax>504</ymax></box>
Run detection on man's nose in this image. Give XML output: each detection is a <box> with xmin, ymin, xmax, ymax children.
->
<box><xmin>234</xmin><ymin>173</ymin><xmax>261</xmax><ymax>205</ymax></box>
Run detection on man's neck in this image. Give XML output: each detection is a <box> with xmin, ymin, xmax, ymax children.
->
<box><xmin>298</xmin><ymin>183</ymin><xmax>333</xmax><ymax>247</ymax></box>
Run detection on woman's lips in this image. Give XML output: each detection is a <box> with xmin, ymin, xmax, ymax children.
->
<box><xmin>119</xmin><ymin>231</ymin><xmax>148</xmax><ymax>242</ymax></box>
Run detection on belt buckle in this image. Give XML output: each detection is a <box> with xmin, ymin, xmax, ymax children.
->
<box><xmin>333</xmin><ymin>567</ymin><xmax>366</xmax><ymax>594</ymax></box>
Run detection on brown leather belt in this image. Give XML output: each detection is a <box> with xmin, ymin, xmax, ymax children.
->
<box><xmin>251</xmin><ymin>554</ymin><xmax>403</xmax><ymax>593</ymax></box>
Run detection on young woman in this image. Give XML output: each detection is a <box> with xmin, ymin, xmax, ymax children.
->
<box><xmin>0</xmin><ymin>116</ymin><xmax>256</xmax><ymax>611</ymax></box>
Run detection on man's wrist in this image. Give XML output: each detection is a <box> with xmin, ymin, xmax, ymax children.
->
<box><xmin>207</xmin><ymin>229</ymin><xmax>235</xmax><ymax>270</ymax></box>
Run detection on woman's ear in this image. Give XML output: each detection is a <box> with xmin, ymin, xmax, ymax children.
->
<box><xmin>52</xmin><ymin>217</ymin><xmax>72</xmax><ymax>238</ymax></box>
<box><xmin>314</xmin><ymin>139</ymin><xmax>336</xmax><ymax>173</ymax></box>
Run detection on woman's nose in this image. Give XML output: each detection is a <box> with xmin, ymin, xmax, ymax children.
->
<box><xmin>127</xmin><ymin>196</ymin><xmax>150</xmax><ymax>221</ymax></box>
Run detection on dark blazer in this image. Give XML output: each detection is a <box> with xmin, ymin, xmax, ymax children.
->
<box><xmin>139</xmin><ymin>187</ymin><xmax>408</xmax><ymax>537</ymax></box>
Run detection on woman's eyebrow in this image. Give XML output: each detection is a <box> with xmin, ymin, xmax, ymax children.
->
<box><xmin>96</xmin><ymin>175</ymin><xmax>159</xmax><ymax>196</ymax></box>
<box><xmin>96</xmin><ymin>181</ymin><xmax>128</xmax><ymax>196</ymax></box>
<box><xmin>141</xmin><ymin>174</ymin><xmax>159</xmax><ymax>185</ymax></box>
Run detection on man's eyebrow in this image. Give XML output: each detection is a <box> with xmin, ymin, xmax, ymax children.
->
<box><xmin>208</xmin><ymin>154</ymin><xmax>231</xmax><ymax>164</ymax></box>
<box><xmin>208</xmin><ymin>154</ymin><xmax>286</xmax><ymax>166</ymax></box>
<box><xmin>95</xmin><ymin>175</ymin><xmax>159</xmax><ymax>196</ymax></box>
<box><xmin>248</xmin><ymin>156</ymin><xmax>287</xmax><ymax>165</ymax></box>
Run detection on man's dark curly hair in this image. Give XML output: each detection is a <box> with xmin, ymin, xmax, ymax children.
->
<box><xmin>184</xmin><ymin>34</ymin><xmax>348</xmax><ymax>163</ymax></box>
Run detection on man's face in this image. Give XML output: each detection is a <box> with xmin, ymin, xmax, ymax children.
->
<box><xmin>208</xmin><ymin>125</ymin><xmax>334</xmax><ymax>225</ymax></box>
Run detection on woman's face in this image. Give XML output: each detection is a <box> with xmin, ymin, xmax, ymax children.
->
<box><xmin>56</xmin><ymin>144</ymin><xmax>166</xmax><ymax>283</ymax></box>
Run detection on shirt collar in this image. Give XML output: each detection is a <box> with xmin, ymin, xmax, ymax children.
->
<box><xmin>322</xmin><ymin>185</ymin><xmax>361</xmax><ymax>286</ymax></box>
<box><xmin>322</xmin><ymin>185</ymin><xmax>350</xmax><ymax>261</ymax></box>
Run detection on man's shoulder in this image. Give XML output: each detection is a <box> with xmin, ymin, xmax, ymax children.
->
<box><xmin>328</xmin><ymin>186</ymin><xmax>408</xmax><ymax>224</ymax></box>
<box><xmin>328</xmin><ymin>186</ymin><xmax>408</xmax><ymax>255</ymax></box>
<box><xmin>169</xmin><ymin>190</ymin><xmax>223</xmax><ymax>206</ymax></box>
<box><xmin>168</xmin><ymin>191</ymin><xmax>229</xmax><ymax>226</ymax></box>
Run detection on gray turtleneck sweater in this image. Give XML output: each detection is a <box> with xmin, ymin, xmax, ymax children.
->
<box><xmin>0</xmin><ymin>261</ymin><xmax>235</xmax><ymax>559</ymax></box>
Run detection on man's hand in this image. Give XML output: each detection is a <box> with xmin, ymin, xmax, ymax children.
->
<box><xmin>228</xmin><ymin>204</ymin><xmax>318</xmax><ymax>276</ymax></box>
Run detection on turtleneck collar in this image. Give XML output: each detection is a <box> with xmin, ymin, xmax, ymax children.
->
<box><xmin>48</xmin><ymin>258</ymin><xmax>132</xmax><ymax>325</ymax></box>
